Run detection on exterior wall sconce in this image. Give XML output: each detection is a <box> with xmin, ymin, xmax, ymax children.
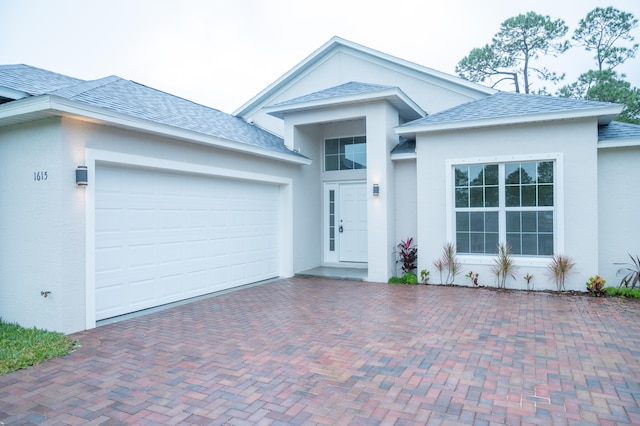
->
<box><xmin>373</xmin><ymin>184</ymin><xmax>380</xmax><ymax>196</ymax></box>
<box><xmin>76</xmin><ymin>166</ymin><xmax>88</xmax><ymax>186</ymax></box>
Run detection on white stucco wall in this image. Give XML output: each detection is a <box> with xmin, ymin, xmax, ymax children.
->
<box><xmin>598</xmin><ymin>145</ymin><xmax>640</xmax><ymax>285</ymax></box>
<box><xmin>416</xmin><ymin>119</ymin><xmax>599</xmax><ymax>291</ymax></box>
<box><xmin>1</xmin><ymin>116</ymin><xmax>316</xmax><ymax>333</ymax></box>
<box><xmin>393</xmin><ymin>159</ymin><xmax>418</xmax><ymax>276</ymax></box>
<box><xmin>366</xmin><ymin>101</ymin><xmax>399</xmax><ymax>282</ymax></box>
<box><xmin>0</xmin><ymin>118</ymin><xmax>86</xmax><ymax>333</ymax></box>
<box><xmin>290</xmin><ymin>123</ymin><xmax>323</xmax><ymax>273</ymax></box>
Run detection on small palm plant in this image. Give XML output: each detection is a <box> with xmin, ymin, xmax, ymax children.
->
<box><xmin>492</xmin><ymin>243</ymin><xmax>516</xmax><ymax>289</ymax></box>
<box><xmin>524</xmin><ymin>273</ymin><xmax>534</xmax><ymax>290</ymax></box>
<box><xmin>616</xmin><ymin>253</ymin><xmax>640</xmax><ymax>289</ymax></box>
<box><xmin>432</xmin><ymin>242</ymin><xmax>461</xmax><ymax>284</ymax></box>
<box><xmin>548</xmin><ymin>254</ymin><xmax>576</xmax><ymax>291</ymax></box>
<box><xmin>433</xmin><ymin>257</ymin><xmax>446</xmax><ymax>284</ymax></box>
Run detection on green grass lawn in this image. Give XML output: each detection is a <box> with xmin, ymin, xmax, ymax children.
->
<box><xmin>0</xmin><ymin>318</ymin><xmax>79</xmax><ymax>375</ymax></box>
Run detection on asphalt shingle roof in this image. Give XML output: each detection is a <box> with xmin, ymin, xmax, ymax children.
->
<box><xmin>0</xmin><ymin>65</ymin><xmax>299</xmax><ymax>158</ymax></box>
<box><xmin>390</xmin><ymin>137</ymin><xmax>415</xmax><ymax>155</ymax></box>
<box><xmin>598</xmin><ymin>120</ymin><xmax>640</xmax><ymax>141</ymax></box>
<box><xmin>400</xmin><ymin>91</ymin><xmax>618</xmax><ymax>128</ymax></box>
<box><xmin>271</xmin><ymin>82</ymin><xmax>396</xmax><ymax>108</ymax></box>
<box><xmin>0</xmin><ymin>64</ymin><xmax>84</xmax><ymax>95</ymax></box>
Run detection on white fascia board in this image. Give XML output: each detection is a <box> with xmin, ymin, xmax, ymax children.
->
<box><xmin>0</xmin><ymin>86</ymin><xmax>29</xmax><ymax>100</ymax></box>
<box><xmin>265</xmin><ymin>88</ymin><xmax>426</xmax><ymax>120</ymax></box>
<box><xmin>395</xmin><ymin>105</ymin><xmax>624</xmax><ymax>137</ymax></box>
<box><xmin>334</xmin><ymin>38</ymin><xmax>496</xmax><ymax>97</ymax></box>
<box><xmin>390</xmin><ymin>152</ymin><xmax>417</xmax><ymax>161</ymax></box>
<box><xmin>0</xmin><ymin>94</ymin><xmax>49</xmax><ymax>116</ymax></box>
<box><xmin>598</xmin><ymin>138</ymin><xmax>640</xmax><ymax>149</ymax></box>
<box><xmin>0</xmin><ymin>95</ymin><xmax>311</xmax><ymax>165</ymax></box>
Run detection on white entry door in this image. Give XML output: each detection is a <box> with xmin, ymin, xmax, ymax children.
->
<box><xmin>337</xmin><ymin>183</ymin><xmax>368</xmax><ymax>262</ymax></box>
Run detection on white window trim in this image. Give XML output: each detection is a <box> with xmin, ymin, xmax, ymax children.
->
<box><xmin>324</xmin><ymin>134</ymin><xmax>367</xmax><ymax>172</ymax></box>
<box><xmin>445</xmin><ymin>152</ymin><xmax>564</xmax><ymax>266</ymax></box>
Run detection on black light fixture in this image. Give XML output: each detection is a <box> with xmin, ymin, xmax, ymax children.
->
<box><xmin>373</xmin><ymin>184</ymin><xmax>380</xmax><ymax>196</ymax></box>
<box><xmin>76</xmin><ymin>166</ymin><xmax>88</xmax><ymax>186</ymax></box>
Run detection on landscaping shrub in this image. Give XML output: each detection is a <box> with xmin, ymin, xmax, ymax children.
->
<box><xmin>492</xmin><ymin>243</ymin><xmax>516</xmax><ymax>289</ymax></box>
<box><xmin>388</xmin><ymin>273</ymin><xmax>419</xmax><ymax>284</ymax></box>
<box><xmin>524</xmin><ymin>273</ymin><xmax>534</xmax><ymax>290</ymax></box>
<box><xmin>433</xmin><ymin>242</ymin><xmax>461</xmax><ymax>284</ymax></box>
<box><xmin>616</xmin><ymin>253</ymin><xmax>640</xmax><ymax>289</ymax></box>
<box><xmin>586</xmin><ymin>275</ymin><xmax>607</xmax><ymax>297</ymax></box>
<box><xmin>465</xmin><ymin>271</ymin><xmax>479</xmax><ymax>286</ymax></box>
<box><xmin>396</xmin><ymin>237</ymin><xmax>418</xmax><ymax>274</ymax></box>
<box><xmin>548</xmin><ymin>254</ymin><xmax>576</xmax><ymax>291</ymax></box>
<box><xmin>605</xmin><ymin>286</ymin><xmax>640</xmax><ymax>299</ymax></box>
<box><xmin>402</xmin><ymin>272</ymin><xmax>418</xmax><ymax>284</ymax></box>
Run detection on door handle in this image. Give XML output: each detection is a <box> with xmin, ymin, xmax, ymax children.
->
<box><xmin>339</xmin><ymin>225</ymin><xmax>344</xmax><ymax>233</ymax></box>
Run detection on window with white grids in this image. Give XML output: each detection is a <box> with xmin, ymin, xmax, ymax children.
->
<box><xmin>453</xmin><ymin>160</ymin><xmax>555</xmax><ymax>256</ymax></box>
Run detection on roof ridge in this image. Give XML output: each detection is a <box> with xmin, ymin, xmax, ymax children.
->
<box><xmin>49</xmin><ymin>75</ymin><xmax>121</xmax><ymax>98</ymax></box>
<box><xmin>270</xmin><ymin>81</ymin><xmax>400</xmax><ymax>108</ymax></box>
<box><xmin>126</xmin><ymin>79</ymin><xmax>228</xmax><ymax>114</ymax></box>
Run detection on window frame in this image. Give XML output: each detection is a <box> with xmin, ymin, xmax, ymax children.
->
<box><xmin>445</xmin><ymin>153</ymin><xmax>564</xmax><ymax>266</ymax></box>
<box><xmin>324</xmin><ymin>135</ymin><xmax>367</xmax><ymax>172</ymax></box>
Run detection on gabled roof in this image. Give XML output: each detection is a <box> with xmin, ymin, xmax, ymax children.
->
<box><xmin>234</xmin><ymin>36</ymin><xmax>495</xmax><ymax>118</ymax></box>
<box><xmin>0</xmin><ymin>65</ymin><xmax>307</xmax><ymax>163</ymax></box>
<box><xmin>264</xmin><ymin>81</ymin><xmax>425</xmax><ymax>121</ymax></box>
<box><xmin>396</xmin><ymin>92</ymin><xmax>623</xmax><ymax>136</ymax></box>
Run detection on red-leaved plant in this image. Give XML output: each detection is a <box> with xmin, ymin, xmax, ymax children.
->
<box><xmin>397</xmin><ymin>238</ymin><xmax>418</xmax><ymax>274</ymax></box>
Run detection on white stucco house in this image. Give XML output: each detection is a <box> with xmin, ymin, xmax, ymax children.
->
<box><xmin>1</xmin><ymin>36</ymin><xmax>639</xmax><ymax>334</ymax></box>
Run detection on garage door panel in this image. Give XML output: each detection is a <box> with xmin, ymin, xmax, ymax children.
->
<box><xmin>185</xmin><ymin>270</ymin><xmax>208</xmax><ymax>293</ymax></box>
<box><xmin>158</xmin><ymin>242</ymin><xmax>182</xmax><ymax>263</ymax></box>
<box><xmin>96</xmin><ymin>208</ymin><xmax>124</xmax><ymax>232</ymax></box>
<box><xmin>95</xmin><ymin>282</ymin><xmax>126</xmax><ymax>315</ymax></box>
<box><xmin>95</xmin><ymin>165</ymin><xmax>281</xmax><ymax>320</ymax></box>
<box><xmin>96</xmin><ymin>246</ymin><xmax>128</xmax><ymax>273</ymax></box>
<box><xmin>129</xmin><ymin>278</ymin><xmax>156</xmax><ymax>305</ymax></box>
<box><xmin>128</xmin><ymin>243</ymin><xmax>156</xmax><ymax>268</ymax></box>
<box><xmin>128</xmin><ymin>209</ymin><xmax>156</xmax><ymax>231</ymax></box>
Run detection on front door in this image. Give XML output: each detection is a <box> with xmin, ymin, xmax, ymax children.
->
<box><xmin>325</xmin><ymin>182</ymin><xmax>368</xmax><ymax>263</ymax></box>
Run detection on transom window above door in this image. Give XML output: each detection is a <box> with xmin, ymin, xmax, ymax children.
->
<box><xmin>325</xmin><ymin>136</ymin><xmax>366</xmax><ymax>171</ymax></box>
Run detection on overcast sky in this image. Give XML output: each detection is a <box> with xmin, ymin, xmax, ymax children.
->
<box><xmin>2</xmin><ymin>0</ymin><xmax>639</xmax><ymax>113</ymax></box>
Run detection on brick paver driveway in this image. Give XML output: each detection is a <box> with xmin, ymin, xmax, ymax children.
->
<box><xmin>1</xmin><ymin>277</ymin><xmax>639</xmax><ymax>425</ymax></box>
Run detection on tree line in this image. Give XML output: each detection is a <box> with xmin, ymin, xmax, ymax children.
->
<box><xmin>455</xmin><ymin>7</ymin><xmax>639</xmax><ymax>124</ymax></box>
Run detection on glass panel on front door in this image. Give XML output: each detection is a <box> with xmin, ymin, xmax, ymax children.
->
<box><xmin>329</xmin><ymin>190</ymin><xmax>335</xmax><ymax>252</ymax></box>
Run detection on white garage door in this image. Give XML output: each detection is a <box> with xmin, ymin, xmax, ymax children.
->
<box><xmin>95</xmin><ymin>165</ymin><xmax>281</xmax><ymax>320</ymax></box>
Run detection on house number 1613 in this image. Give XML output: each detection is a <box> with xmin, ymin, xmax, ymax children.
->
<box><xmin>34</xmin><ymin>171</ymin><xmax>48</xmax><ymax>181</ymax></box>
